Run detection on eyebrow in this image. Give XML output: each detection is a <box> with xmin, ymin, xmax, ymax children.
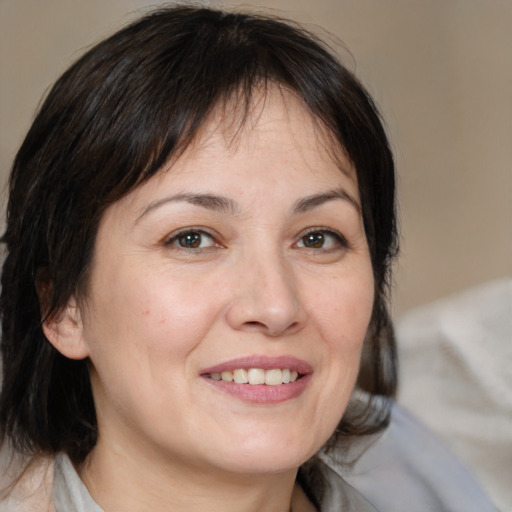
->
<box><xmin>136</xmin><ymin>193</ymin><xmax>240</xmax><ymax>222</ymax></box>
<box><xmin>137</xmin><ymin>187</ymin><xmax>361</xmax><ymax>223</ymax></box>
<box><xmin>292</xmin><ymin>188</ymin><xmax>361</xmax><ymax>214</ymax></box>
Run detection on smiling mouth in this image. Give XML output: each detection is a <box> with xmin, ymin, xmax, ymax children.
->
<box><xmin>206</xmin><ymin>368</ymin><xmax>300</xmax><ymax>386</ymax></box>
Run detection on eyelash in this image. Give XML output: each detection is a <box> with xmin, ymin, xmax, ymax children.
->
<box><xmin>295</xmin><ymin>228</ymin><xmax>349</xmax><ymax>251</ymax></box>
<box><xmin>163</xmin><ymin>228</ymin><xmax>220</xmax><ymax>250</ymax></box>
<box><xmin>163</xmin><ymin>227</ymin><xmax>349</xmax><ymax>253</ymax></box>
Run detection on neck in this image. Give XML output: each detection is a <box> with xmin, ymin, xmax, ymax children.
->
<box><xmin>79</xmin><ymin>437</ymin><xmax>313</xmax><ymax>512</ymax></box>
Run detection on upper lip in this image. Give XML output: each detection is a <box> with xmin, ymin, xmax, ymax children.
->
<box><xmin>201</xmin><ymin>355</ymin><xmax>313</xmax><ymax>376</ymax></box>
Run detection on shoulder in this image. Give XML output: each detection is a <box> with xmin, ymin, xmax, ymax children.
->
<box><xmin>0</xmin><ymin>447</ymin><xmax>54</xmax><ymax>512</ymax></box>
<box><xmin>321</xmin><ymin>404</ymin><xmax>497</xmax><ymax>512</ymax></box>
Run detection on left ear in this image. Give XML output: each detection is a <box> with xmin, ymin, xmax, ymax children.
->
<box><xmin>41</xmin><ymin>296</ymin><xmax>90</xmax><ymax>360</ymax></box>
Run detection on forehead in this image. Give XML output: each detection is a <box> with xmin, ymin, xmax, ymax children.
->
<box><xmin>176</xmin><ymin>86</ymin><xmax>355</xmax><ymax>180</ymax></box>
<box><xmin>109</xmin><ymin>87</ymin><xmax>359</xmax><ymax>221</ymax></box>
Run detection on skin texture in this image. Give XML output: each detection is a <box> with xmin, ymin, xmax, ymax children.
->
<box><xmin>44</xmin><ymin>89</ymin><xmax>374</xmax><ymax>512</ymax></box>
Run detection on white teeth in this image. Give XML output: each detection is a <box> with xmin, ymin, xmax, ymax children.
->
<box><xmin>265</xmin><ymin>369</ymin><xmax>282</xmax><ymax>386</ymax></box>
<box><xmin>233</xmin><ymin>369</ymin><xmax>249</xmax><ymax>384</ymax></box>
<box><xmin>210</xmin><ymin>368</ymin><xmax>301</xmax><ymax>385</ymax></box>
<box><xmin>221</xmin><ymin>371</ymin><xmax>233</xmax><ymax>382</ymax></box>
<box><xmin>248</xmin><ymin>368</ymin><xmax>265</xmax><ymax>385</ymax></box>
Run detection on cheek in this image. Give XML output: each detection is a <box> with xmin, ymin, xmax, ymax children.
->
<box><xmin>298</xmin><ymin>269</ymin><xmax>374</xmax><ymax>453</ymax></box>
<box><xmin>82</xmin><ymin>266</ymin><xmax>223</xmax><ymax>375</ymax></box>
<box><xmin>309</xmin><ymin>265</ymin><xmax>374</xmax><ymax>404</ymax></box>
<box><xmin>82</xmin><ymin>272</ymin><xmax>211</xmax><ymax>425</ymax></box>
<box><xmin>312</xmin><ymin>269</ymin><xmax>374</xmax><ymax>349</ymax></box>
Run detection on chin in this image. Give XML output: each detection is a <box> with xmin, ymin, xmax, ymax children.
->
<box><xmin>216</xmin><ymin>451</ymin><xmax>309</xmax><ymax>476</ymax></box>
<box><xmin>206</xmin><ymin>428</ymin><xmax>327</xmax><ymax>476</ymax></box>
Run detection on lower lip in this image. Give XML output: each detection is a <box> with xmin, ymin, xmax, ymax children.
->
<box><xmin>202</xmin><ymin>374</ymin><xmax>311</xmax><ymax>404</ymax></box>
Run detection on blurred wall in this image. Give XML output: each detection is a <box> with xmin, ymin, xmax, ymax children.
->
<box><xmin>1</xmin><ymin>0</ymin><xmax>511</xmax><ymax>316</ymax></box>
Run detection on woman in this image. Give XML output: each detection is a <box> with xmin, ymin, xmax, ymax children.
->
<box><xmin>0</xmin><ymin>6</ymin><xmax>491</xmax><ymax>512</ymax></box>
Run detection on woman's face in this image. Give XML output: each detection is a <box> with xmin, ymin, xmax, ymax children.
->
<box><xmin>71</xmin><ymin>90</ymin><xmax>374</xmax><ymax>477</ymax></box>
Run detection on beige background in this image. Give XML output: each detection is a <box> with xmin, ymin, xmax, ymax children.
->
<box><xmin>1</xmin><ymin>0</ymin><xmax>511</xmax><ymax>316</ymax></box>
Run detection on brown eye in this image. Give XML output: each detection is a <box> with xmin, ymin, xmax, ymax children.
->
<box><xmin>178</xmin><ymin>232</ymin><xmax>202</xmax><ymax>248</ymax></box>
<box><xmin>166</xmin><ymin>230</ymin><xmax>216</xmax><ymax>249</ymax></box>
<box><xmin>296</xmin><ymin>230</ymin><xmax>347</xmax><ymax>251</ymax></box>
<box><xmin>302</xmin><ymin>232</ymin><xmax>325</xmax><ymax>248</ymax></box>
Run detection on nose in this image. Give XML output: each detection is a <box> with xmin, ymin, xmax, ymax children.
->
<box><xmin>225</xmin><ymin>250</ymin><xmax>307</xmax><ymax>337</ymax></box>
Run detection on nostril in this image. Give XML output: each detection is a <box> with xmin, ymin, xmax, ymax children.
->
<box><xmin>244</xmin><ymin>321</ymin><xmax>266</xmax><ymax>329</ymax></box>
<box><xmin>241</xmin><ymin>320</ymin><xmax>302</xmax><ymax>336</ymax></box>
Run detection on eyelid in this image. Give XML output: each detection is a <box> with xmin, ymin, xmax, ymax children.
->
<box><xmin>162</xmin><ymin>227</ymin><xmax>223</xmax><ymax>249</ymax></box>
<box><xmin>294</xmin><ymin>227</ymin><xmax>350</xmax><ymax>249</ymax></box>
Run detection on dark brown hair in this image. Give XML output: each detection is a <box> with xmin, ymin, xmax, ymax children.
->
<box><xmin>0</xmin><ymin>5</ymin><xmax>398</xmax><ymax>469</ymax></box>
